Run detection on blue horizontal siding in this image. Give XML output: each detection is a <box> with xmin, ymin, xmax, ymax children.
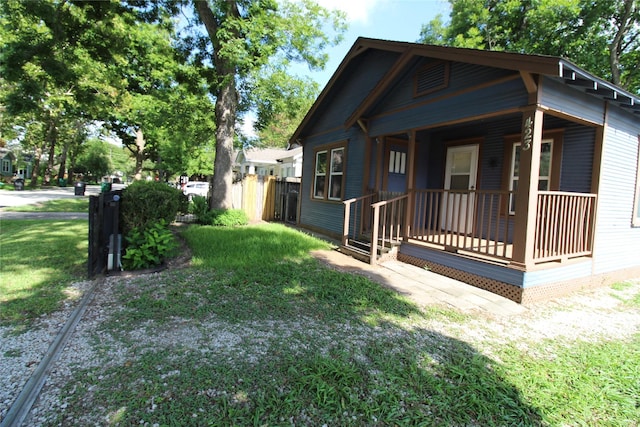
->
<box><xmin>521</xmin><ymin>261</ymin><xmax>593</xmax><ymax>288</ymax></box>
<box><xmin>559</xmin><ymin>124</ymin><xmax>595</xmax><ymax>193</ymax></box>
<box><xmin>369</xmin><ymin>78</ymin><xmax>528</xmax><ymax>136</ymax></box>
<box><xmin>378</xmin><ymin>61</ymin><xmax>515</xmax><ymax>114</ymax></box>
<box><xmin>303</xmin><ymin>50</ymin><xmax>401</xmax><ymax>137</ymax></box>
<box><xmin>592</xmin><ymin>107</ymin><xmax>640</xmax><ymax>274</ymax></box>
<box><xmin>299</xmin><ymin>127</ymin><xmax>365</xmax><ymax>236</ymax></box>
<box><xmin>540</xmin><ymin>78</ymin><xmax>605</xmax><ymax>125</ymax></box>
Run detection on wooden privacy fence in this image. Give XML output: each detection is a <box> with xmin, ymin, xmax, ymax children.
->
<box><xmin>232</xmin><ymin>175</ymin><xmax>300</xmax><ymax>222</ymax></box>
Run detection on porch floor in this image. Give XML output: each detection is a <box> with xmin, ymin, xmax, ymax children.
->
<box><xmin>310</xmin><ymin>248</ymin><xmax>526</xmax><ymax>316</ymax></box>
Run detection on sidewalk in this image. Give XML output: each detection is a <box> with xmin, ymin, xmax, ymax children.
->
<box><xmin>0</xmin><ymin>211</ymin><xmax>88</xmax><ymax>220</ymax></box>
<box><xmin>311</xmin><ymin>249</ymin><xmax>526</xmax><ymax>317</ymax></box>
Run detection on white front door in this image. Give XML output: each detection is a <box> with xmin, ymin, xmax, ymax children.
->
<box><xmin>441</xmin><ymin>144</ymin><xmax>479</xmax><ymax>233</ymax></box>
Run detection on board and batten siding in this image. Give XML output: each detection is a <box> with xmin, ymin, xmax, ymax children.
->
<box><xmin>592</xmin><ymin>106</ymin><xmax>640</xmax><ymax>274</ymax></box>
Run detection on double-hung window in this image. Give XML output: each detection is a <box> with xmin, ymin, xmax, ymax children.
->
<box><xmin>313</xmin><ymin>144</ymin><xmax>345</xmax><ymax>201</ymax></box>
<box><xmin>508</xmin><ymin>138</ymin><xmax>554</xmax><ymax>214</ymax></box>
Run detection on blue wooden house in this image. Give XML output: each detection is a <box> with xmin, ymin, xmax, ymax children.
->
<box><xmin>290</xmin><ymin>38</ymin><xmax>640</xmax><ymax>303</ymax></box>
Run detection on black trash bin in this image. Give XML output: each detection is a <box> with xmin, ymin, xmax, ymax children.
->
<box><xmin>75</xmin><ymin>181</ymin><xmax>86</xmax><ymax>196</ymax></box>
<box><xmin>13</xmin><ymin>178</ymin><xmax>25</xmax><ymax>191</ymax></box>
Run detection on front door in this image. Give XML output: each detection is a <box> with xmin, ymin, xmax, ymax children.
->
<box><xmin>441</xmin><ymin>144</ymin><xmax>479</xmax><ymax>233</ymax></box>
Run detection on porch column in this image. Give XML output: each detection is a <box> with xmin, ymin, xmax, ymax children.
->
<box><xmin>405</xmin><ymin>130</ymin><xmax>416</xmax><ymax>237</ymax></box>
<box><xmin>375</xmin><ymin>136</ymin><xmax>385</xmax><ymax>191</ymax></box>
<box><xmin>511</xmin><ymin>107</ymin><xmax>544</xmax><ymax>268</ymax></box>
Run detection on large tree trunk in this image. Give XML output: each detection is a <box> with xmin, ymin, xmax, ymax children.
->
<box><xmin>134</xmin><ymin>128</ymin><xmax>145</xmax><ymax>180</ymax></box>
<box><xmin>194</xmin><ymin>0</ymin><xmax>240</xmax><ymax>210</ymax></box>
<box><xmin>30</xmin><ymin>143</ymin><xmax>44</xmax><ymax>188</ymax></box>
<box><xmin>43</xmin><ymin>118</ymin><xmax>57</xmax><ymax>186</ymax></box>
<box><xmin>57</xmin><ymin>141</ymin><xmax>69</xmax><ymax>184</ymax></box>
<box><xmin>210</xmin><ymin>78</ymin><xmax>237</xmax><ymax>209</ymax></box>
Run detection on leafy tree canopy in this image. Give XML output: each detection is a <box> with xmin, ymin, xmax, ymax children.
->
<box><xmin>184</xmin><ymin>0</ymin><xmax>346</xmax><ymax>208</ymax></box>
<box><xmin>419</xmin><ymin>0</ymin><xmax>640</xmax><ymax>94</ymax></box>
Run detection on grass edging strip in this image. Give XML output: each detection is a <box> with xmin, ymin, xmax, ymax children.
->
<box><xmin>0</xmin><ymin>279</ymin><xmax>101</xmax><ymax>427</ymax></box>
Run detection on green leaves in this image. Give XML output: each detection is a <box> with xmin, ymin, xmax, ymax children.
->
<box><xmin>122</xmin><ymin>220</ymin><xmax>178</xmax><ymax>270</ymax></box>
<box><xmin>418</xmin><ymin>0</ymin><xmax>640</xmax><ymax>94</ymax></box>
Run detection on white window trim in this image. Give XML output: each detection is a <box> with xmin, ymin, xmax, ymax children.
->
<box><xmin>1</xmin><ymin>159</ymin><xmax>10</xmax><ymax>173</ymax></box>
<box><xmin>509</xmin><ymin>138</ymin><xmax>553</xmax><ymax>214</ymax></box>
<box><xmin>313</xmin><ymin>150</ymin><xmax>327</xmax><ymax>199</ymax></box>
<box><xmin>388</xmin><ymin>150</ymin><xmax>406</xmax><ymax>174</ymax></box>
<box><xmin>328</xmin><ymin>147</ymin><xmax>344</xmax><ymax>201</ymax></box>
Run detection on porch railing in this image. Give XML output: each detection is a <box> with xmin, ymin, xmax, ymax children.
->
<box><xmin>343</xmin><ymin>192</ymin><xmax>408</xmax><ymax>264</ymax></box>
<box><xmin>534</xmin><ymin>191</ymin><xmax>596</xmax><ymax>262</ymax></box>
<box><xmin>344</xmin><ymin>189</ymin><xmax>596</xmax><ymax>266</ymax></box>
<box><xmin>411</xmin><ymin>189</ymin><xmax>514</xmax><ymax>260</ymax></box>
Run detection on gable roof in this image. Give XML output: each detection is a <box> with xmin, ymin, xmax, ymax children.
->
<box><xmin>290</xmin><ymin>37</ymin><xmax>640</xmax><ymax>145</ymax></box>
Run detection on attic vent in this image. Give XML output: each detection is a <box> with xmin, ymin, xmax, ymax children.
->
<box><xmin>414</xmin><ymin>61</ymin><xmax>449</xmax><ymax>97</ymax></box>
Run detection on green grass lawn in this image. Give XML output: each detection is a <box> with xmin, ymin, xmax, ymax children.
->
<box><xmin>2</xmin><ymin>221</ymin><xmax>638</xmax><ymax>425</ymax></box>
<box><xmin>2</xmin><ymin>197</ymin><xmax>88</xmax><ymax>212</ymax></box>
<box><xmin>0</xmin><ymin>220</ymin><xmax>88</xmax><ymax>325</ymax></box>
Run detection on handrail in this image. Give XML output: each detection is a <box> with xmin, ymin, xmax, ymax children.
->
<box><xmin>370</xmin><ymin>194</ymin><xmax>409</xmax><ymax>264</ymax></box>
<box><xmin>343</xmin><ymin>192</ymin><xmax>377</xmax><ymax>246</ymax></box>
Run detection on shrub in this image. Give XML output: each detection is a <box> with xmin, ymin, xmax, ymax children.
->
<box><xmin>205</xmin><ymin>209</ymin><xmax>249</xmax><ymax>227</ymax></box>
<box><xmin>121</xmin><ymin>220</ymin><xmax>178</xmax><ymax>270</ymax></box>
<box><xmin>120</xmin><ymin>180</ymin><xmax>188</xmax><ymax>233</ymax></box>
<box><xmin>189</xmin><ymin>196</ymin><xmax>210</xmax><ymax>224</ymax></box>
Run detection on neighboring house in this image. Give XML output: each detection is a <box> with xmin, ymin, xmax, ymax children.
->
<box><xmin>0</xmin><ymin>148</ymin><xmax>16</xmax><ymax>180</ymax></box>
<box><xmin>291</xmin><ymin>37</ymin><xmax>640</xmax><ymax>303</ymax></box>
<box><xmin>234</xmin><ymin>146</ymin><xmax>303</xmax><ymax>179</ymax></box>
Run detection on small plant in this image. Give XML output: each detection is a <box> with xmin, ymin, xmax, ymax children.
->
<box><xmin>189</xmin><ymin>196</ymin><xmax>210</xmax><ymax>224</ymax></box>
<box><xmin>122</xmin><ymin>220</ymin><xmax>178</xmax><ymax>270</ymax></box>
<box><xmin>207</xmin><ymin>209</ymin><xmax>249</xmax><ymax>227</ymax></box>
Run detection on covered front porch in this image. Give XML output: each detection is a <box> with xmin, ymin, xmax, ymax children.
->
<box><xmin>341</xmin><ymin>108</ymin><xmax>601</xmax><ymax>302</ymax></box>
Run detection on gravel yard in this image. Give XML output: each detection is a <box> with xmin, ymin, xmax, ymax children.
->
<box><xmin>1</xmin><ymin>267</ymin><xmax>639</xmax><ymax>426</ymax></box>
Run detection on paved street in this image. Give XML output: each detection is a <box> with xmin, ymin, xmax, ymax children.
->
<box><xmin>0</xmin><ymin>184</ymin><xmax>125</xmax><ymax>208</ymax></box>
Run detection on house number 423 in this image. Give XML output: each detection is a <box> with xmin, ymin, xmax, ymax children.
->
<box><xmin>522</xmin><ymin>115</ymin><xmax>533</xmax><ymax>151</ymax></box>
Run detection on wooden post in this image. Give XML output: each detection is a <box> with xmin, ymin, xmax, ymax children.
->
<box><xmin>511</xmin><ymin>108</ymin><xmax>544</xmax><ymax>268</ymax></box>
<box><xmin>405</xmin><ymin>130</ymin><xmax>416</xmax><ymax>237</ymax></box>
<box><xmin>370</xmin><ymin>204</ymin><xmax>380</xmax><ymax>264</ymax></box>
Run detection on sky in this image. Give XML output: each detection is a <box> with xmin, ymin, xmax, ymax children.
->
<box><xmin>241</xmin><ymin>0</ymin><xmax>450</xmax><ymax>138</ymax></box>
<box><xmin>299</xmin><ymin>0</ymin><xmax>451</xmax><ymax>87</ymax></box>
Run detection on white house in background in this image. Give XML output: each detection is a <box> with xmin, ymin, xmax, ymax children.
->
<box><xmin>234</xmin><ymin>146</ymin><xmax>303</xmax><ymax>179</ymax></box>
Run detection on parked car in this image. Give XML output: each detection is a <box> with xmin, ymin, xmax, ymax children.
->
<box><xmin>183</xmin><ymin>181</ymin><xmax>210</xmax><ymax>199</ymax></box>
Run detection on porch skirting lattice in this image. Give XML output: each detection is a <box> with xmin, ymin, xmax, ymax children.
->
<box><xmin>397</xmin><ymin>253</ymin><xmax>640</xmax><ymax>304</ymax></box>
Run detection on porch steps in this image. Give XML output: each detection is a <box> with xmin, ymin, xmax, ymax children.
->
<box><xmin>340</xmin><ymin>238</ymin><xmax>400</xmax><ymax>264</ymax></box>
